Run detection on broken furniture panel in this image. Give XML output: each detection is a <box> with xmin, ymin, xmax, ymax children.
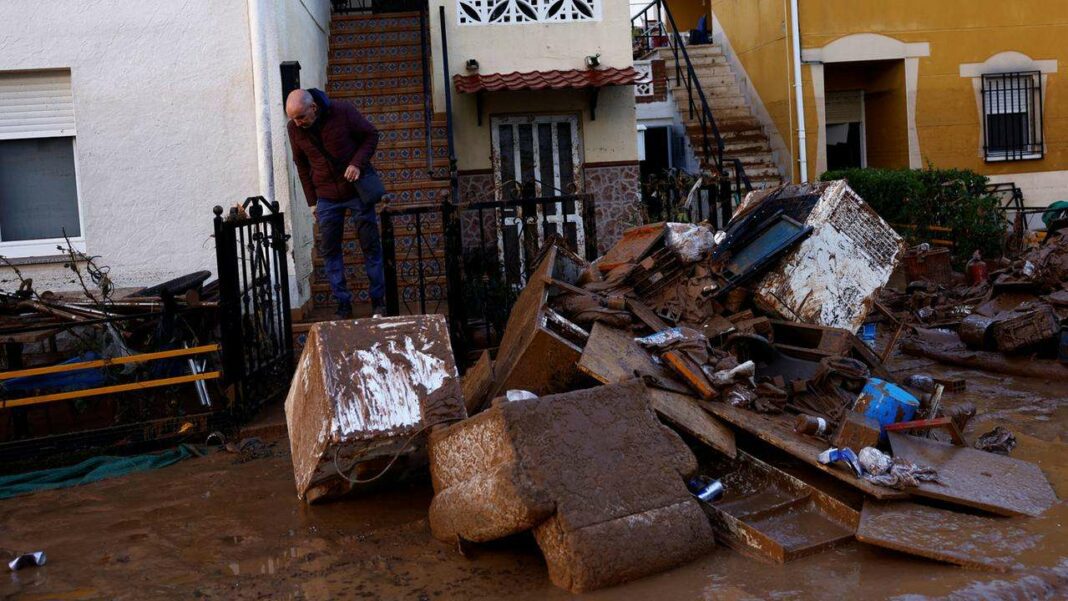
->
<box><xmin>699</xmin><ymin>450</ymin><xmax>858</xmax><ymax>563</ymax></box>
<box><xmin>597</xmin><ymin>222</ymin><xmax>665</xmax><ymax>272</ymax></box>
<box><xmin>490</xmin><ymin>245</ymin><xmax>590</xmax><ymax>398</ymax></box>
<box><xmin>767</xmin><ymin>320</ymin><xmax>893</xmax><ymax>380</ymax></box>
<box><xmin>857</xmin><ymin>501</ymin><xmax>1038</xmax><ymax>571</ymax></box>
<box><xmin>745</xmin><ymin>181</ymin><xmax>905</xmax><ymax>332</ymax></box>
<box><xmin>427</xmin><ymin>380</ymin><xmax>714</xmax><ymax>593</ymax></box>
<box><xmin>285</xmin><ymin>315</ymin><xmax>465</xmax><ymax>502</ymax></box>
<box><xmin>575</xmin><ymin>322</ymin><xmax>736</xmax><ymax>457</ymax></box>
<box><xmin>888</xmin><ymin>432</ymin><xmax>1057</xmax><ymax>517</ymax></box>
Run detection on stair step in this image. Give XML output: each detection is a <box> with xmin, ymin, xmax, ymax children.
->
<box><xmin>664</xmin><ymin>54</ymin><xmax>728</xmax><ymax>68</ymax></box>
<box><xmin>329</xmin><ymin>77</ymin><xmax>427</xmax><ymax>96</ymax></box>
<box><xmin>328</xmin><ymin>62</ymin><xmax>425</xmax><ymax>79</ymax></box>
<box><xmin>343</xmin><ymin>91</ymin><xmax>428</xmax><ymax>110</ymax></box>
<box><xmin>329</xmin><ymin>45</ymin><xmax>424</xmax><ymax>65</ymax></box>
<box><xmin>331</xmin><ymin>12</ymin><xmax>421</xmax><ymax>30</ymax></box>
<box><xmin>673</xmin><ymin>90</ymin><xmax>748</xmax><ymax>110</ymax></box>
<box><xmin>350</xmin><ymin>101</ymin><xmax>427</xmax><ymax>115</ymax></box>
<box><xmin>330</xmin><ymin>31</ymin><xmax>424</xmax><ymax>49</ymax></box>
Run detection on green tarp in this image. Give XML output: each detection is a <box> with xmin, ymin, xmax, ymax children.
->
<box><xmin>0</xmin><ymin>444</ymin><xmax>203</xmax><ymax>500</ymax></box>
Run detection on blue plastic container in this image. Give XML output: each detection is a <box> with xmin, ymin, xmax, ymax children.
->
<box><xmin>855</xmin><ymin>378</ymin><xmax>920</xmax><ymax>440</ymax></box>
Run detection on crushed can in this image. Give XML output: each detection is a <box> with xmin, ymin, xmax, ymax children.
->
<box><xmin>687</xmin><ymin>475</ymin><xmax>725</xmax><ymax>503</ymax></box>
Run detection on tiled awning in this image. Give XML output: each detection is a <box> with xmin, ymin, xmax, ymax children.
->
<box><xmin>453</xmin><ymin>67</ymin><xmax>641</xmax><ymax>94</ymax></box>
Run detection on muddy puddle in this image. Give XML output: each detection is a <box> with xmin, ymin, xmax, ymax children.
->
<box><xmin>1</xmin><ymin>357</ymin><xmax>1066</xmax><ymax>600</ymax></box>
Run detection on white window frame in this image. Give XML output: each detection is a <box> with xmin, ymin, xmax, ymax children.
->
<box><xmin>0</xmin><ymin>70</ymin><xmax>86</xmax><ymax>259</ymax></box>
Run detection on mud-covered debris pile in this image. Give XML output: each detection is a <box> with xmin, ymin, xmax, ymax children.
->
<box><xmin>283</xmin><ymin>181</ymin><xmax>1059</xmax><ymax>593</ymax></box>
<box><xmin>881</xmin><ymin>220</ymin><xmax>1068</xmax><ymax>378</ymax></box>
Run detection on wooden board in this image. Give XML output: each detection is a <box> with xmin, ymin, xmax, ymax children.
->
<box><xmin>857</xmin><ymin>501</ymin><xmax>1034</xmax><ymax>571</ymax></box>
<box><xmin>699</xmin><ymin>400</ymin><xmax>908</xmax><ymax>500</ymax></box>
<box><xmin>889</xmin><ymin>432</ymin><xmax>1057</xmax><ymax>517</ymax></box>
<box><xmin>578</xmin><ymin>322</ymin><xmax>735</xmax><ymax>457</ymax></box>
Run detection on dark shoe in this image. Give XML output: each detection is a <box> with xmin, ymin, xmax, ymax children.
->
<box><xmin>371</xmin><ymin>303</ymin><xmax>387</xmax><ymax>317</ymax></box>
<box><xmin>334</xmin><ymin>302</ymin><xmax>352</xmax><ymax>320</ymax></box>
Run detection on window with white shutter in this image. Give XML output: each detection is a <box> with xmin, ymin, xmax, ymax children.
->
<box><xmin>0</xmin><ymin>70</ymin><xmax>83</xmax><ymax>258</ymax></box>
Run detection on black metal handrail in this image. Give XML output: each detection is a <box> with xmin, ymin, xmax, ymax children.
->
<box><xmin>418</xmin><ymin>3</ymin><xmax>434</xmax><ymax>177</ymax></box>
<box><xmin>438</xmin><ymin>5</ymin><xmax>458</xmax><ymax>186</ymax></box>
<box><xmin>632</xmin><ymin>1</ymin><xmax>752</xmax><ymax>199</ymax></box>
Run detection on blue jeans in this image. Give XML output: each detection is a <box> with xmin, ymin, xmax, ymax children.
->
<box><xmin>316</xmin><ymin>171</ymin><xmax>386</xmax><ymax>307</ymax></box>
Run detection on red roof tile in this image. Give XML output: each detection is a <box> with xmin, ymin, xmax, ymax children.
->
<box><xmin>453</xmin><ymin>67</ymin><xmax>641</xmax><ymax>94</ymax></box>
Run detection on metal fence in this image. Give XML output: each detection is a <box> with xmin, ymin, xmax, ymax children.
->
<box><xmin>379</xmin><ymin>194</ymin><xmax>596</xmax><ymax>361</ymax></box>
<box><xmin>213</xmin><ymin>197</ymin><xmax>294</xmax><ymax>415</ymax></box>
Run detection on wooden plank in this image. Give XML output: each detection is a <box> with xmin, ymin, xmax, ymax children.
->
<box><xmin>884</xmin><ymin>417</ymin><xmax>966</xmax><ymax>446</ymax></box>
<box><xmin>627</xmin><ymin>299</ymin><xmax>717</xmax><ymax>400</ymax></box>
<box><xmin>461</xmin><ymin>350</ymin><xmax>494</xmax><ymax>414</ymax></box>
<box><xmin>1</xmin><ymin>371</ymin><xmax>221</xmax><ymax>409</ymax></box>
<box><xmin>889</xmin><ymin>432</ymin><xmax>1056</xmax><ymax>517</ymax></box>
<box><xmin>0</xmin><ymin>344</ymin><xmax>220</xmax><ymax>381</ymax></box>
<box><xmin>577</xmin><ymin>323</ymin><xmax>734</xmax><ymax>457</ymax></box>
<box><xmin>648</xmin><ymin>389</ymin><xmax>736</xmax><ymax>458</ymax></box>
<box><xmin>699</xmin><ymin>400</ymin><xmax>908</xmax><ymax>500</ymax></box>
<box><xmin>857</xmin><ymin>501</ymin><xmax>1033</xmax><ymax>571</ymax></box>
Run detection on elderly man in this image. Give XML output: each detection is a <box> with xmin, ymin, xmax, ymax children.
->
<box><xmin>286</xmin><ymin>88</ymin><xmax>385</xmax><ymax>318</ymax></box>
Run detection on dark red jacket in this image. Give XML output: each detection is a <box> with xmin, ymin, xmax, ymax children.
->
<box><xmin>288</xmin><ymin>89</ymin><xmax>379</xmax><ymax>206</ymax></box>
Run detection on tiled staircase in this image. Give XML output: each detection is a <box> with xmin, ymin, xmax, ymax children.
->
<box><xmin>659</xmin><ymin>44</ymin><xmax>784</xmax><ymax>191</ymax></box>
<box><xmin>307</xmin><ymin>9</ymin><xmax>450</xmax><ymax>319</ymax></box>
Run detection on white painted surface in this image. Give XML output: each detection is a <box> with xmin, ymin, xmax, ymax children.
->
<box><xmin>754</xmin><ymin>181</ymin><xmax>904</xmax><ymax>332</ymax></box>
<box><xmin>0</xmin><ymin>0</ymin><xmax>259</xmax><ymax>290</ymax></box>
<box><xmin>987</xmin><ymin>170</ymin><xmax>1068</xmax><ymax>208</ymax></box>
<box><xmin>0</xmin><ymin>0</ymin><xmax>329</xmax><ymax>306</ymax></box>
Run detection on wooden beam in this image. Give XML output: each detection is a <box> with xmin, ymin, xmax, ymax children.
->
<box><xmin>0</xmin><ymin>344</ymin><xmax>220</xmax><ymax>381</ymax></box>
<box><xmin>1</xmin><ymin>371</ymin><xmax>221</xmax><ymax>409</ymax></box>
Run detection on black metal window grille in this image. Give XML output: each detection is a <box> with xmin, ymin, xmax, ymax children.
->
<box><xmin>982</xmin><ymin>71</ymin><xmax>1043</xmax><ymax>161</ymax></box>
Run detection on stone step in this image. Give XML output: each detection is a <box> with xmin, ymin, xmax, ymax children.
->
<box><xmin>656</xmin><ymin>45</ymin><xmax>724</xmax><ymax>60</ymax></box>
<box><xmin>664</xmin><ymin>54</ymin><xmax>728</xmax><ymax>69</ymax></box>
<box><xmin>672</xmin><ymin>90</ymin><xmax>748</xmax><ymax>110</ymax></box>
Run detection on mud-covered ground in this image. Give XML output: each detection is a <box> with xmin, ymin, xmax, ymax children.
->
<box><xmin>2</xmin><ymin>355</ymin><xmax>1066</xmax><ymax>601</ymax></box>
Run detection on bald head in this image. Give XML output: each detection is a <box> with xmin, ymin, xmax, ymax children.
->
<box><xmin>286</xmin><ymin>89</ymin><xmax>318</xmax><ymax>128</ymax></box>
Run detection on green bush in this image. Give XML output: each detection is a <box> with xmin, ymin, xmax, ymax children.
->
<box><xmin>820</xmin><ymin>167</ymin><xmax>1006</xmax><ymax>266</ymax></box>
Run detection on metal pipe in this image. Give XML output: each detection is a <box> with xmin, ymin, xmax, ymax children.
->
<box><xmin>246</xmin><ymin>0</ymin><xmax>278</xmax><ymax>202</ymax></box>
<box><xmin>789</xmin><ymin>0</ymin><xmax>809</xmax><ymax>183</ymax></box>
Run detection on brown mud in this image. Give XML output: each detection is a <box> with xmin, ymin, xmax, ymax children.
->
<box><xmin>1</xmin><ymin>355</ymin><xmax>1066</xmax><ymax>600</ymax></box>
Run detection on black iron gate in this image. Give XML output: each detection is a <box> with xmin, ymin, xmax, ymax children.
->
<box><xmin>380</xmin><ymin>193</ymin><xmax>596</xmax><ymax>362</ymax></box>
<box><xmin>213</xmin><ymin>197</ymin><xmax>294</xmax><ymax>414</ymax></box>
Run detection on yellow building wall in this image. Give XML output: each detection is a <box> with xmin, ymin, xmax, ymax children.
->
<box><xmin>701</xmin><ymin>0</ymin><xmax>1068</xmax><ymax>197</ymax></box>
<box><xmin>665</xmin><ymin>0</ymin><xmax>711</xmax><ymax>33</ymax></box>
<box><xmin>707</xmin><ymin>0</ymin><xmax>794</xmax><ymax>178</ymax></box>
<box><xmin>797</xmin><ymin>1</ymin><xmax>1068</xmax><ymax>184</ymax></box>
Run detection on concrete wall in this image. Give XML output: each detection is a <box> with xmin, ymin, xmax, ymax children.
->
<box><xmin>707</xmin><ymin>0</ymin><xmax>793</xmax><ymax>179</ymax></box>
<box><xmin>0</xmin><ymin>0</ymin><xmax>260</xmax><ymax>291</ymax></box>
<box><xmin>429</xmin><ymin>0</ymin><xmax>638</xmax><ymax>172</ymax></box>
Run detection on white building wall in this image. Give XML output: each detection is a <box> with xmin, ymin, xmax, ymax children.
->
<box><xmin>0</xmin><ymin>0</ymin><xmax>260</xmax><ymax>291</ymax></box>
<box><xmin>0</xmin><ymin>0</ymin><xmax>331</xmax><ymax>307</ymax></box>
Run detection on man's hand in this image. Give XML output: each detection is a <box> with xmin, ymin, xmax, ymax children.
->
<box><xmin>344</xmin><ymin>165</ymin><xmax>361</xmax><ymax>182</ymax></box>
